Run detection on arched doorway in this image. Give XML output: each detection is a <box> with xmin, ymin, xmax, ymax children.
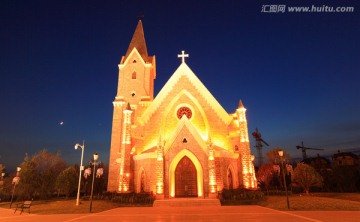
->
<box><xmin>175</xmin><ymin>156</ymin><xmax>197</xmax><ymax>197</ymax></box>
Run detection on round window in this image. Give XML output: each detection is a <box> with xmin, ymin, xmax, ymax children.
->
<box><xmin>177</xmin><ymin>107</ymin><xmax>192</xmax><ymax>119</ymax></box>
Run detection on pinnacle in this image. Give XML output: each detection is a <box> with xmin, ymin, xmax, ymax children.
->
<box><xmin>238</xmin><ymin>100</ymin><xmax>244</xmax><ymax>108</ymax></box>
<box><xmin>126</xmin><ymin>102</ymin><xmax>131</xmax><ymax>110</ymax></box>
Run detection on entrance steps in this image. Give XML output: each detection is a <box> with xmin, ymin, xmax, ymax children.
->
<box><xmin>153</xmin><ymin>198</ymin><xmax>221</xmax><ymax>207</ymax></box>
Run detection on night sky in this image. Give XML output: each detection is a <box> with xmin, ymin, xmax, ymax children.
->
<box><xmin>1</xmin><ymin>0</ymin><xmax>359</xmax><ymax>172</ymax></box>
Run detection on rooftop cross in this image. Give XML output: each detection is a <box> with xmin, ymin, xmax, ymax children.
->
<box><xmin>178</xmin><ymin>50</ymin><xmax>189</xmax><ymax>63</ymax></box>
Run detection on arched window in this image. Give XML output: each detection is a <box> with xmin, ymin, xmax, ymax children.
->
<box><xmin>140</xmin><ymin>171</ymin><xmax>145</xmax><ymax>192</ymax></box>
<box><xmin>132</xmin><ymin>71</ymin><xmax>136</xmax><ymax>79</ymax></box>
<box><xmin>227</xmin><ymin>169</ymin><xmax>233</xmax><ymax>189</ymax></box>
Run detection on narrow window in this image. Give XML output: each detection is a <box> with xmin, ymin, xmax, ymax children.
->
<box><xmin>132</xmin><ymin>72</ymin><xmax>136</xmax><ymax>79</ymax></box>
<box><xmin>140</xmin><ymin>171</ymin><xmax>145</xmax><ymax>192</ymax></box>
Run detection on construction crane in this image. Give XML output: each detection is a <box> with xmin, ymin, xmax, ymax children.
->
<box><xmin>252</xmin><ymin>128</ymin><xmax>269</xmax><ymax>167</ymax></box>
<box><xmin>296</xmin><ymin>141</ymin><xmax>324</xmax><ymax>160</ymax></box>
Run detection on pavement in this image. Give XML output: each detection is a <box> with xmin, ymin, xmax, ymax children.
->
<box><xmin>1</xmin><ymin>205</ymin><xmax>360</xmax><ymax>222</ymax></box>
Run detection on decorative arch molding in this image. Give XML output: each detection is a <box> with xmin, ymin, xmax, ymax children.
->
<box><xmin>169</xmin><ymin>149</ymin><xmax>204</xmax><ymax>198</ymax></box>
<box><xmin>137</xmin><ymin>167</ymin><xmax>146</xmax><ymax>192</ymax></box>
<box><xmin>138</xmin><ymin>63</ymin><xmax>232</xmax><ymax>125</ymax></box>
<box><xmin>160</xmin><ymin>89</ymin><xmax>210</xmax><ymax>138</ymax></box>
<box><xmin>227</xmin><ymin>164</ymin><xmax>238</xmax><ymax>189</ymax></box>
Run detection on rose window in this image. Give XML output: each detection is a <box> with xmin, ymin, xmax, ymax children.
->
<box><xmin>177</xmin><ymin>107</ymin><xmax>192</xmax><ymax>119</ymax></box>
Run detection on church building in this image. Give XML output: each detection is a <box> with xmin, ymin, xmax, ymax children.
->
<box><xmin>107</xmin><ymin>20</ymin><xmax>257</xmax><ymax>199</ymax></box>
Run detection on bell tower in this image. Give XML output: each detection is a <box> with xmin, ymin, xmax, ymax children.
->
<box><xmin>108</xmin><ymin>20</ymin><xmax>156</xmax><ymax>192</ymax></box>
<box><xmin>116</xmin><ymin>19</ymin><xmax>156</xmax><ymax>103</ymax></box>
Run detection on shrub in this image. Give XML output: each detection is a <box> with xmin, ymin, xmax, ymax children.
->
<box><xmin>85</xmin><ymin>192</ymin><xmax>155</xmax><ymax>205</ymax></box>
<box><xmin>219</xmin><ymin>188</ymin><xmax>265</xmax><ymax>205</ymax></box>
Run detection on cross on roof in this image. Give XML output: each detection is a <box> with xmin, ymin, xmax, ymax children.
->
<box><xmin>178</xmin><ymin>50</ymin><xmax>189</xmax><ymax>63</ymax></box>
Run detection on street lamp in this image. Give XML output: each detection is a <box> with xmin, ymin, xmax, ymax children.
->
<box><xmin>278</xmin><ymin>149</ymin><xmax>290</xmax><ymax>209</ymax></box>
<box><xmin>10</xmin><ymin>167</ymin><xmax>21</xmax><ymax>208</ymax></box>
<box><xmin>0</xmin><ymin>172</ymin><xmax>5</xmax><ymax>188</ymax></box>
<box><xmin>89</xmin><ymin>153</ymin><xmax>99</xmax><ymax>213</ymax></box>
<box><xmin>75</xmin><ymin>142</ymin><xmax>85</xmax><ymax>206</ymax></box>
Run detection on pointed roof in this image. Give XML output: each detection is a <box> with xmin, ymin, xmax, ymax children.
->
<box><xmin>238</xmin><ymin>100</ymin><xmax>244</xmax><ymax>109</ymax></box>
<box><xmin>126</xmin><ymin>102</ymin><xmax>132</xmax><ymax>110</ymax></box>
<box><xmin>124</xmin><ymin>20</ymin><xmax>149</xmax><ymax>62</ymax></box>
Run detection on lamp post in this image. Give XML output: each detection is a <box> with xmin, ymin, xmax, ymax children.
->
<box><xmin>0</xmin><ymin>172</ymin><xmax>5</xmax><ymax>188</ymax></box>
<box><xmin>89</xmin><ymin>153</ymin><xmax>98</xmax><ymax>213</ymax></box>
<box><xmin>10</xmin><ymin>167</ymin><xmax>21</xmax><ymax>208</ymax></box>
<box><xmin>278</xmin><ymin>149</ymin><xmax>290</xmax><ymax>209</ymax></box>
<box><xmin>75</xmin><ymin>142</ymin><xmax>85</xmax><ymax>206</ymax></box>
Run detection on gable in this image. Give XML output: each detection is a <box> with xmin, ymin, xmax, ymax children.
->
<box><xmin>164</xmin><ymin>115</ymin><xmax>208</xmax><ymax>156</ymax></box>
<box><xmin>120</xmin><ymin>48</ymin><xmax>152</xmax><ymax>67</ymax></box>
<box><xmin>139</xmin><ymin>63</ymin><xmax>232</xmax><ymax>125</ymax></box>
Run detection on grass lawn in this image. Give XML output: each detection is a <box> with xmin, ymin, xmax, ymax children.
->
<box><xmin>1</xmin><ymin>193</ymin><xmax>360</xmax><ymax>214</ymax></box>
<box><xmin>0</xmin><ymin>199</ymin><xmax>151</xmax><ymax>214</ymax></box>
<box><xmin>258</xmin><ymin>194</ymin><xmax>360</xmax><ymax>211</ymax></box>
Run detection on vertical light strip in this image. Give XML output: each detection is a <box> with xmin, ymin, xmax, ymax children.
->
<box><xmin>118</xmin><ymin>108</ymin><xmax>133</xmax><ymax>192</ymax></box>
<box><xmin>237</xmin><ymin>104</ymin><xmax>257</xmax><ymax>189</ymax></box>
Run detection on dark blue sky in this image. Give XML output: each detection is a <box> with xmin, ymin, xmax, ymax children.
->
<box><xmin>1</xmin><ymin>0</ymin><xmax>359</xmax><ymax>171</ymax></box>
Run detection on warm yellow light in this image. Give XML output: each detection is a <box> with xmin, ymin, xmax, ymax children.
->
<box><xmin>156</xmin><ymin>182</ymin><xmax>163</xmax><ymax>194</ymax></box>
<box><xmin>278</xmin><ymin>150</ymin><xmax>284</xmax><ymax>157</ymax></box>
<box><xmin>130</xmin><ymin>147</ymin><xmax>135</xmax><ymax>155</ymax></box>
<box><xmin>143</xmin><ymin>139</ymin><xmax>158</xmax><ymax>152</ymax></box>
<box><xmin>210</xmin><ymin>185</ymin><xmax>216</xmax><ymax>193</ymax></box>
<box><xmin>212</xmin><ymin>138</ymin><xmax>225</xmax><ymax>148</ymax></box>
<box><xmin>209</xmin><ymin>149</ymin><xmax>214</xmax><ymax>160</ymax></box>
<box><xmin>157</xmin><ymin>148</ymin><xmax>163</xmax><ymax>160</ymax></box>
<box><xmin>244</xmin><ymin>182</ymin><xmax>249</xmax><ymax>188</ymax></box>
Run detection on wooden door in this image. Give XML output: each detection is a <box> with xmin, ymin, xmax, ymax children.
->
<box><xmin>175</xmin><ymin>156</ymin><xmax>197</xmax><ymax>197</ymax></box>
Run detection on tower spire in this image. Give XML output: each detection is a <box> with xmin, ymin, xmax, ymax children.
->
<box><xmin>124</xmin><ymin>20</ymin><xmax>148</xmax><ymax>62</ymax></box>
<box><xmin>238</xmin><ymin>100</ymin><xmax>245</xmax><ymax>109</ymax></box>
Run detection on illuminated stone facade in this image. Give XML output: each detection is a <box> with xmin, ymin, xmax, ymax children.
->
<box><xmin>107</xmin><ymin>20</ymin><xmax>257</xmax><ymax>198</ymax></box>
